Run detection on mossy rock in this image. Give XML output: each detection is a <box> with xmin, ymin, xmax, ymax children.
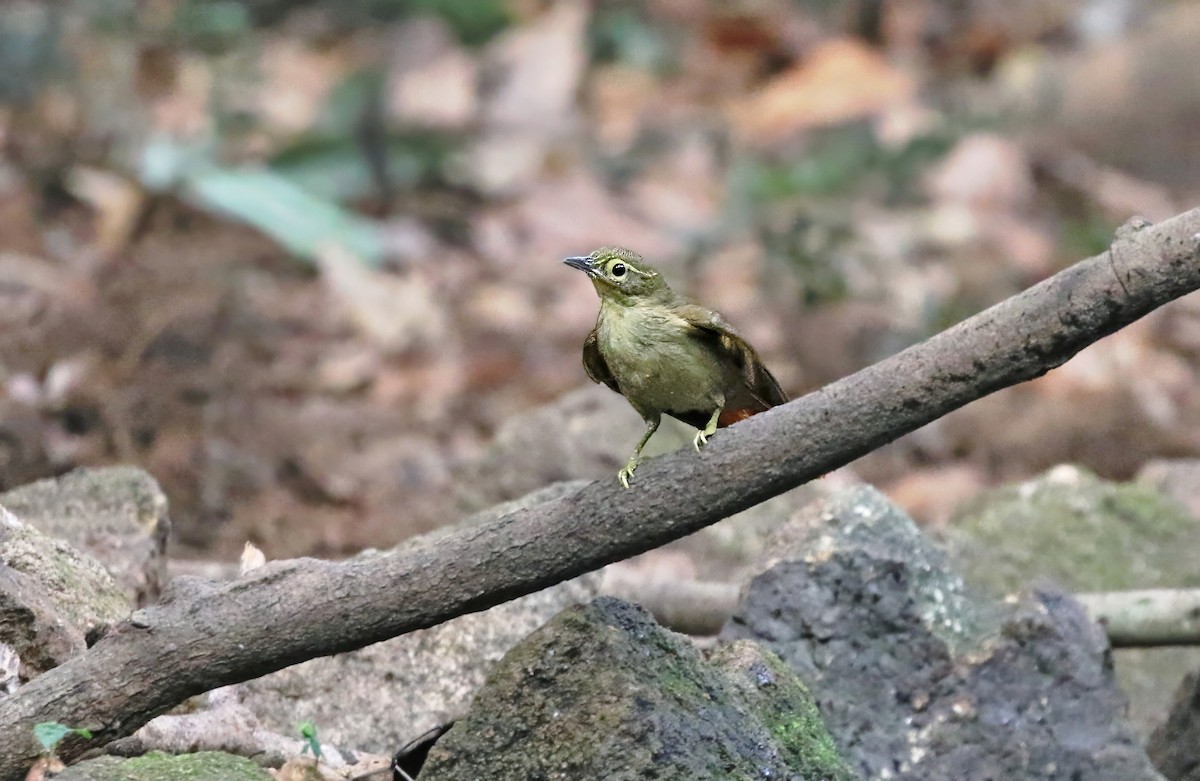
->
<box><xmin>941</xmin><ymin>464</ymin><xmax>1200</xmax><ymax>738</ymax></box>
<box><xmin>420</xmin><ymin>597</ymin><xmax>854</xmax><ymax>781</ymax></box>
<box><xmin>941</xmin><ymin>464</ymin><xmax>1200</xmax><ymax>594</ymax></box>
<box><xmin>0</xmin><ymin>506</ymin><xmax>129</xmax><ymax>634</ymax></box>
<box><xmin>0</xmin><ymin>466</ymin><xmax>170</xmax><ymax>604</ymax></box>
<box><xmin>55</xmin><ymin>751</ymin><xmax>272</xmax><ymax>781</ymax></box>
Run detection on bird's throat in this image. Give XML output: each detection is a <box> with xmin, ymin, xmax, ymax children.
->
<box><xmin>598</xmin><ymin>299</ymin><xmax>690</xmax><ymax>351</ymax></box>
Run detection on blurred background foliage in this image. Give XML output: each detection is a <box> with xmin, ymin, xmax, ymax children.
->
<box><xmin>2</xmin><ymin>0</ymin><xmax>1199</xmax><ymax>559</ymax></box>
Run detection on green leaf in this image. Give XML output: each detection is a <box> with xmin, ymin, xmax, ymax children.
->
<box><xmin>169</xmin><ymin>0</ymin><xmax>252</xmax><ymax>52</ymax></box>
<box><xmin>184</xmin><ymin>166</ymin><xmax>384</xmax><ymax>267</ymax></box>
<box><xmin>137</xmin><ymin>139</ymin><xmax>384</xmax><ymax>267</ymax></box>
<box><xmin>33</xmin><ymin>722</ymin><xmax>90</xmax><ymax>751</ymax></box>
<box><xmin>589</xmin><ymin>7</ymin><xmax>675</xmax><ymax>72</ymax></box>
<box><xmin>298</xmin><ymin>722</ymin><xmax>322</xmax><ymax>760</ymax></box>
<box><xmin>407</xmin><ymin>0</ymin><xmax>512</xmax><ymax>47</ymax></box>
<box><xmin>269</xmin><ymin>133</ymin><xmax>451</xmax><ymax>204</ymax></box>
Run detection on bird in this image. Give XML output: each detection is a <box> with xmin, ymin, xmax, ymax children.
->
<box><xmin>563</xmin><ymin>246</ymin><xmax>788</xmax><ymax>488</ymax></box>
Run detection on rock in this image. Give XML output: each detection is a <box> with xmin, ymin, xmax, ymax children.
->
<box><xmin>454</xmin><ymin>386</ymin><xmax>661</xmax><ymax>512</ymax></box>
<box><xmin>723</xmin><ymin>485</ymin><xmax>1163</xmax><ymax>781</ymax></box>
<box><xmin>1148</xmin><ymin>671</ymin><xmax>1200</xmax><ymax>781</ymax></box>
<box><xmin>457</xmin><ymin>384</ymin><xmax>826</xmax><ymax>581</ymax></box>
<box><xmin>926</xmin><ymin>134</ymin><xmax>1036</xmax><ymax>212</ymax></box>
<box><xmin>0</xmin><ymin>642</ymin><xmax>18</xmax><ymax>693</ymax></box>
<box><xmin>942</xmin><ymin>464</ymin><xmax>1200</xmax><ymax>736</ymax></box>
<box><xmin>54</xmin><ymin>751</ymin><xmax>272</xmax><ymax>781</ymax></box>
<box><xmin>0</xmin><ymin>467</ymin><xmax>170</xmax><ymax>605</ymax></box>
<box><xmin>0</xmin><ymin>547</ymin><xmax>84</xmax><ymax>675</ymax></box>
<box><xmin>0</xmin><ymin>505</ymin><xmax>129</xmax><ymax>677</ymax></box>
<box><xmin>1053</xmin><ymin>4</ymin><xmax>1200</xmax><ymax>189</ymax></box>
<box><xmin>942</xmin><ymin>465</ymin><xmax>1200</xmax><ymax>593</ymax></box>
<box><xmin>420</xmin><ymin>597</ymin><xmax>855</xmax><ymax>781</ymax></box>
<box><xmin>1138</xmin><ymin>458</ymin><xmax>1200</xmax><ymax>521</ymax></box>
<box><xmin>241</xmin><ymin>482</ymin><xmax>601</xmax><ymax>753</ymax></box>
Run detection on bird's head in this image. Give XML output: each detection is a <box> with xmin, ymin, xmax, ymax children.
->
<box><xmin>563</xmin><ymin>247</ymin><xmax>668</xmax><ymax>305</ymax></box>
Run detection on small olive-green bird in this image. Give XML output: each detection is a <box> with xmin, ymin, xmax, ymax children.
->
<box><xmin>564</xmin><ymin>246</ymin><xmax>788</xmax><ymax>488</ymax></box>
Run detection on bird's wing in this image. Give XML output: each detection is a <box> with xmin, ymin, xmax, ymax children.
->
<box><xmin>676</xmin><ymin>304</ymin><xmax>788</xmax><ymax>409</ymax></box>
<box><xmin>583</xmin><ymin>327</ymin><xmax>622</xmax><ymax>394</ymax></box>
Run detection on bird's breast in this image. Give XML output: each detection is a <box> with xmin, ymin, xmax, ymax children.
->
<box><xmin>597</xmin><ymin>303</ymin><xmax>722</xmax><ymax>412</ymax></box>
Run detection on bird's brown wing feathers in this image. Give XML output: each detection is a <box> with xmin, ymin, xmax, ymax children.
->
<box><xmin>676</xmin><ymin>304</ymin><xmax>788</xmax><ymax>414</ymax></box>
<box><xmin>583</xmin><ymin>327</ymin><xmax>622</xmax><ymax>394</ymax></box>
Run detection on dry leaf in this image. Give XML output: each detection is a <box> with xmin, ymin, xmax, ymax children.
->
<box><xmin>257</xmin><ymin>40</ymin><xmax>347</xmax><ymax>135</ymax></box>
<box><xmin>587</xmin><ymin>65</ymin><xmax>660</xmax><ymax>154</ymax></box>
<box><xmin>24</xmin><ymin>756</ymin><xmax>65</xmax><ymax>781</ymax></box>
<box><xmin>64</xmin><ymin>167</ymin><xmax>147</xmax><ymax>258</ymax></box>
<box><xmin>731</xmin><ymin>38</ymin><xmax>914</xmax><ymax>143</ymax></box>
<box><xmin>315</xmin><ymin>244</ymin><xmax>447</xmax><ymax>353</ymax></box>
<box><xmin>483</xmin><ymin>0</ymin><xmax>588</xmax><ymax>132</ymax></box>
<box><xmin>240</xmin><ymin>541</ymin><xmax>266</xmax><ymax>575</ymax></box>
<box><xmin>387</xmin><ymin>20</ymin><xmax>478</xmax><ymax>129</ymax></box>
<box><xmin>926</xmin><ymin>134</ymin><xmax>1035</xmax><ymax>212</ymax></box>
<box><xmin>275</xmin><ymin>757</ymin><xmax>329</xmax><ymax>781</ymax></box>
<box><xmin>474</xmin><ymin>171</ymin><xmax>676</xmax><ymax>268</ymax></box>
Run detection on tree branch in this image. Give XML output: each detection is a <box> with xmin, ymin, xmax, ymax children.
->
<box><xmin>1</xmin><ymin>211</ymin><xmax>1199</xmax><ymax>778</ymax></box>
<box><xmin>1077</xmin><ymin>588</ymin><xmax>1200</xmax><ymax>647</ymax></box>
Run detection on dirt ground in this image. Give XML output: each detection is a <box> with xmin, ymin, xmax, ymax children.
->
<box><xmin>3</xmin><ymin>0</ymin><xmax>1200</xmax><ymax>562</ymax></box>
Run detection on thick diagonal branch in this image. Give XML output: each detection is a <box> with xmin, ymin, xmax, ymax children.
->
<box><xmin>1</xmin><ymin>211</ymin><xmax>1199</xmax><ymax>778</ymax></box>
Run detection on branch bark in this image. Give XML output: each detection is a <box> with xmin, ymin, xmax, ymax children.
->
<box><xmin>1</xmin><ymin>211</ymin><xmax>1199</xmax><ymax>778</ymax></box>
<box><xmin>1077</xmin><ymin>588</ymin><xmax>1200</xmax><ymax>647</ymax></box>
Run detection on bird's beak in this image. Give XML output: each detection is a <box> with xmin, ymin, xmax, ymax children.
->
<box><xmin>563</xmin><ymin>256</ymin><xmax>597</xmax><ymax>276</ymax></box>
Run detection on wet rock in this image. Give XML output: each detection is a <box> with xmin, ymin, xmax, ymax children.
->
<box><xmin>54</xmin><ymin>751</ymin><xmax>271</xmax><ymax>781</ymax></box>
<box><xmin>1148</xmin><ymin>671</ymin><xmax>1200</xmax><ymax>781</ymax></box>
<box><xmin>420</xmin><ymin>597</ymin><xmax>855</xmax><ymax>781</ymax></box>
<box><xmin>943</xmin><ymin>465</ymin><xmax>1200</xmax><ymax>736</ymax></box>
<box><xmin>723</xmin><ymin>485</ymin><xmax>1163</xmax><ymax>781</ymax></box>
<box><xmin>241</xmin><ymin>482</ymin><xmax>600</xmax><ymax>753</ymax></box>
<box><xmin>0</xmin><ymin>467</ymin><xmax>170</xmax><ymax>605</ymax></box>
<box><xmin>0</xmin><ymin>505</ymin><xmax>129</xmax><ymax>677</ymax></box>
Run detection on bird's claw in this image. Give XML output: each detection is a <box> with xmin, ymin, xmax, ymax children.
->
<box><xmin>617</xmin><ymin>460</ymin><xmax>638</xmax><ymax>489</ymax></box>
<box><xmin>693</xmin><ymin>430</ymin><xmax>710</xmax><ymax>452</ymax></box>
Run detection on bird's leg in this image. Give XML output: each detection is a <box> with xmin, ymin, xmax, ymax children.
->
<box><xmin>619</xmin><ymin>414</ymin><xmax>660</xmax><ymax>488</ymax></box>
<box><xmin>693</xmin><ymin>406</ymin><xmax>722</xmax><ymax>452</ymax></box>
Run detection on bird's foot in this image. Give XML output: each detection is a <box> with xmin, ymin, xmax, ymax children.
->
<box><xmin>693</xmin><ymin>430</ymin><xmax>710</xmax><ymax>452</ymax></box>
<box><xmin>618</xmin><ymin>458</ymin><xmax>640</xmax><ymax>489</ymax></box>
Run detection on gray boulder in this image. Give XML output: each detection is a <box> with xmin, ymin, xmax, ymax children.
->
<box><xmin>454</xmin><ymin>386</ymin><xmax>675</xmax><ymax>511</ymax></box>
<box><xmin>1147</xmin><ymin>671</ymin><xmax>1200</xmax><ymax>781</ymax></box>
<box><xmin>723</xmin><ymin>485</ymin><xmax>1163</xmax><ymax>781</ymax></box>
<box><xmin>420</xmin><ymin>597</ymin><xmax>855</xmax><ymax>781</ymax></box>
<box><xmin>0</xmin><ymin>505</ymin><xmax>130</xmax><ymax>677</ymax></box>
<box><xmin>0</xmin><ymin>467</ymin><xmax>170</xmax><ymax>605</ymax></box>
<box><xmin>941</xmin><ymin>465</ymin><xmax>1200</xmax><ymax>736</ymax></box>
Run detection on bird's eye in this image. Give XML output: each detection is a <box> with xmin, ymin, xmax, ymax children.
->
<box><xmin>611</xmin><ymin>263</ymin><xmax>627</xmax><ymax>278</ymax></box>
